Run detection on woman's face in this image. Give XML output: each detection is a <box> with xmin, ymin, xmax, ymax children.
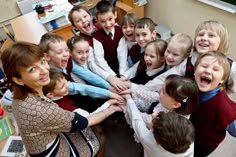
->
<box><xmin>14</xmin><ymin>57</ymin><xmax>50</xmax><ymax>94</ymax></box>
<box><xmin>72</xmin><ymin>9</ymin><xmax>94</xmax><ymax>35</ymax></box>
<box><xmin>195</xmin><ymin>28</ymin><xmax>221</xmax><ymax>54</ymax></box>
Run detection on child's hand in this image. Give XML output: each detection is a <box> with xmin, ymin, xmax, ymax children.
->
<box><xmin>120</xmin><ymin>89</ymin><xmax>131</xmax><ymax>100</ymax></box>
<box><xmin>109</xmin><ymin>104</ymin><xmax>124</xmax><ymax>112</ymax></box>
<box><xmin>109</xmin><ymin>92</ymin><xmax>125</xmax><ymax>104</ymax></box>
<box><xmin>107</xmin><ymin>76</ymin><xmax>128</xmax><ymax>92</ymax></box>
<box><xmin>108</xmin><ymin>85</ymin><xmax>119</xmax><ymax>94</ymax></box>
<box><xmin>106</xmin><ymin>99</ymin><xmax>119</xmax><ymax>105</ymax></box>
<box><xmin>120</xmin><ymin>76</ymin><xmax>128</xmax><ymax>81</ymax></box>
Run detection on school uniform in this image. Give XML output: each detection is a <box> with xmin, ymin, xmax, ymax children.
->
<box><xmin>131</xmin><ymin>60</ymin><xmax>167</xmax><ymax>85</ymax></box>
<box><xmin>78</xmin><ymin>25</ymin><xmax>112</xmax><ymax>80</ymax></box>
<box><xmin>190</xmin><ymin>90</ymin><xmax>236</xmax><ymax>157</ymax></box>
<box><xmin>117</xmin><ymin>36</ymin><xmax>139</xmax><ymax>75</ymax></box>
<box><xmin>93</xmin><ymin>26</ymin><xmax>123</xmax><ymax>76</ymax></box>
<box><xmin>131</xmin><ymin>51</ymin><xmax>236</xmax><ymax>94</ymax></box>
<box><xmin>125</xmin><ymin>98</ymin><xmax>194</xmax><ymax>157</ymax></box>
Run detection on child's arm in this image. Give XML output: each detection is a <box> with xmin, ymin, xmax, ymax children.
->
<box><xmin>92</xmin><ymin>38</ymin><xmax>117</xmax><ymax>76</ymax></box>
<box><xmin>71</xmin><ymin>59</ymin><xmax>109</xmax><ymax>89</ymax></box>
<box><xmin>124</xmin><ymin>96</ymin><xmax>152</xmax><ymax>142</ymax></box>
<box><xmin>107</xmin><ymin>75</ymin><xmax>128</xmax><ymax>91</ymax></box>
<box><xmin>122</xmin><ymin>61</ymin><xmax>139</xmax><ymax>79</ymax></box>
<box><xmin>68</xmin><ymin>81</ymin><xmax>110</xmax><ymax>98</ymax></box>
<box><xmin>68</xmin><ymin>81</ymin><xmax>124</xmax><ymax>101</ymax></box>
<box><xmin>87</xmin><ymin>47</ymin><xmax>112</xmax><ymax>80</ymax></box>
<box><xmin>117</xmin><ymin>36</ymin><xmax>129</xmax><ymax>75</ymax></box>
<box><xmin>131</xmin><ymin>89</ymin><xmax>159</xmax><ymax>112</ymax></box>
<box><xmin>227</xmin><ymin>120</ymin><xmax>236</xmax><ymax>137</ymax></box>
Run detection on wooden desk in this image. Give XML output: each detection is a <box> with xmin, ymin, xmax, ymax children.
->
<box><xmin>10</xmin><ymin>1</ymin><xmax>75</xmax><ymax>43</ymax></box>
<box><xmin>10</xmin><ymin>12</ymin><xmax>48</xmax><ymax>44</ymax></box>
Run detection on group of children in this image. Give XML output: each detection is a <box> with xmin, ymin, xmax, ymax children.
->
<box><xmin>1</xmin><ymin>0</ymin><xmax>236</xmax><ymax>157</ymax></box>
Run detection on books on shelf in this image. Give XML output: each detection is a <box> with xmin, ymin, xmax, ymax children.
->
<box><xmin>0</xmin><ymin>117</ymin><xmax>13</xmax><ymax>142</ymax></box>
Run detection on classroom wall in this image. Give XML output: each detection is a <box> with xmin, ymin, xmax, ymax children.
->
<box><xmin>145</xmin><ymin>0</ymin><xmax>236</xmax><ymax>60</ymax></box>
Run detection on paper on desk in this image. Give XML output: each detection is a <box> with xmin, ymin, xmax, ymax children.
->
<box><xmin>38</xmin><ymin>10</ymin><xmax>69</xmax><ymax>24</ymax></box>
<box><xmin>134</xmin><ymin>0</ymin><xmax>147</xmax><ymax>6</ymax></box>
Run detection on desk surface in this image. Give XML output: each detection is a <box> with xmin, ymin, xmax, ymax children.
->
<box><xmin>10</xmin><ymin>1</ymin><xmax>73</xmax><ymax>44</ymax></box>
<box><xmin>10</xmin><ymin>11</ymin><xmax>48</xmax><ymax>44</ymax></box>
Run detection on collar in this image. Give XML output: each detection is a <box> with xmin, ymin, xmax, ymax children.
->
<box><xmin>140</xmin><ymin>47</ymin><xmax>145</xmax><ymax>53</ymax></box>
<box><xmin>127</xmin><ymin>40</ymin><xmax>137</xmax><ymax>49</ymax></box>
<box><xmin>51</xmin><ymin>96</ymin><xmax>64</xmax><ymax>101</ymax></box>
<box><xmin>72</xmin><ymin>59</ymin><xmax>87</xmax><ymax>68</ymax></box>
<box><xmin>105</xmin><ymin>28</ymin><xmax>115</xmax><ymax>39</ymax></box>
<box><xmin>146</xmin><ymin>64</ymin><xmax>165</xmax><ymax>76</ymax></box>
<box><xmin>49</xmin><ymin>64</ymin><xmax>68</xmax><ymax>75</ymax></box>
<box><xmin>200</xmin><ymin>87</ymin><xmax>220</xmax><ymax>103</ymax></box>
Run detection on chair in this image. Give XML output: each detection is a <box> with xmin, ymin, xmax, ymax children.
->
<box><xmin>2</xmin><ymin>24</ymin><xmax>15</xmax><ymax>42</ymax></box>
<box><xmin>0</xmin><ymin>37</ymin><xmax>13</xmax><ymax>53</ymax></box>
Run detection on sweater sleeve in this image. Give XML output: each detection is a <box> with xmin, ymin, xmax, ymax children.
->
<box><xmin>122</xmin><ymin>61</ymin><xmax>139</xmax><ymax>79</ymax></box>
<box><xmin>68</xmin><ymin>81</ymin><xmax>110</xmax><ymax>98</ymax></box>
<box><xmin>71</xmin><ymin>59</ymin><xmax>109</xmax><ymax>89</ymax></box>
<box><xmin>227</xmin><ymin>120</ymin><xmax>236</xmax><ymax>137</ymax></box>
<box><xmin>126</xmin><ymin>98</ymin><xmax>152</xmax><ymax>142</ymax></box>
<box><xmin>70</xmin><ymin>112</ymin><xmax>88</xmax><ymax>132</ymax></box>
<box><xmin>132</xmin><ymin>89</ymin><xmax>159</xmax><ymax>112</ymax></box>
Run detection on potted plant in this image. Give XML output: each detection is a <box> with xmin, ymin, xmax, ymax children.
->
<box><xmin>34</xmin><ymin>4</ymin><xmax>45</xmax><ymax>17</ymax></box>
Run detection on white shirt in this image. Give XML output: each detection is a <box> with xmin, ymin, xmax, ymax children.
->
<box><xmin>87</xmin><ymin>46</ymin><xmax>111</xmax><ymax>79</ymax></box>
<box><xmin>125</xmin><ymin>98</ymin><xmax>194</xmax><ymax>157</ymax></box>
<box><xmin>92</xmin><ymin>27</ymin><xmax>117</xmax><ymax>76</ymax></box>
<box><xmin>117</xmin><ymin>36</ymin><xmax>137</xmax><ymax>75</ymax></box>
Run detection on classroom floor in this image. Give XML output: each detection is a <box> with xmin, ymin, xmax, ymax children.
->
<box><xmin>101</xmin><ymin>94</ymin><xmax>236</xmax><ymax>157</ymax></box>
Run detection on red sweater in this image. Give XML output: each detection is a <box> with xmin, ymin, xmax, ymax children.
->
<box><xmin>54</xmin><ymin>95</ymin><xmax>78</xmax><ymax>112</ymax></box>
<box><xmin>190</xmin><ymin>90</ymin><xmax>236</xmax><ymax>148</ymax></box>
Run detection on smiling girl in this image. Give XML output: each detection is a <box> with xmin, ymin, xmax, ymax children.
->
<box><xmin>132</xmin><ymin>20</ymin><xmax>236</xmax><ymax>94</ymax></box>
<box><xmin>190</xmin><ymin>51</ymin><xmax>236</xmax><ymax>157</ymax></box>
<box><xmin>130</xmin><ymin>39</ymin><xmax>167</xmax><ymax>84</ymax></box>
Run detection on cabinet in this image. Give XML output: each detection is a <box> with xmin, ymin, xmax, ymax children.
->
<box><xmin>116</xmin><ymin>0</ymin><xmax>145</xmax><ymax>25</ymax></box>
<box><xmin>52</xmin><ymin>24</ymin><xmax>74</xmax><ymax>41</ymax></box>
